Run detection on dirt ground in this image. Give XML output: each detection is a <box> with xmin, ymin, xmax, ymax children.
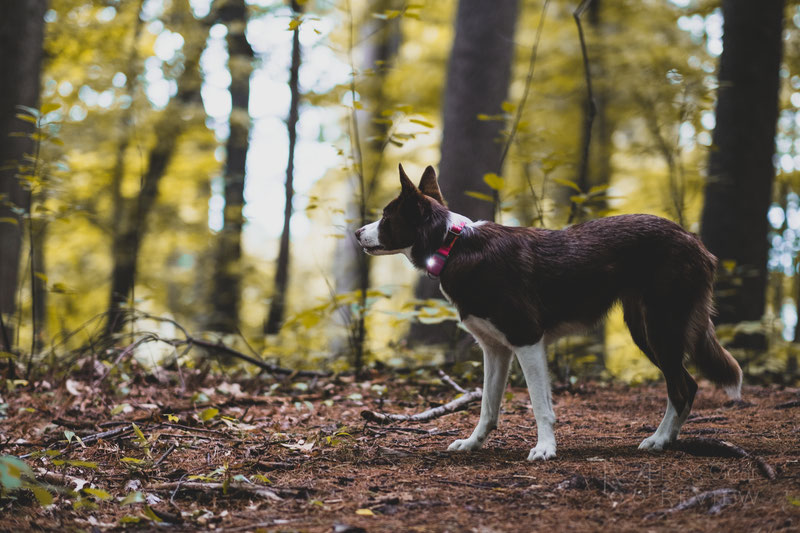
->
<box><xmin>1</xmin><ymin>369</ymin><xmax>798</xmax><ymax>532</ymax></box>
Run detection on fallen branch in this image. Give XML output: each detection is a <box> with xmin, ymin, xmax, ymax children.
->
<box><xmin>437</xmin><ymin>369</ymin><xmax>467</xmax><ymax>394</ymax></box>
<box><xmin>646</xmin><ymin>488</ymin><xmax>739</xmax><ymax>518</ymax></box>
<box><xmin>149</xmin><ymin>481</ymin><xmax>281</xmax><ymax>501</ymax></box>
<box><xmin>671</xmin><ymin>437</ymin><xmax>776</xmax><ymax>480</ymax></box>
<box><xmin>686</xmin><ymin>415</ymin><xmax>727</xmax><ymax>424</ymax></box>
<box><xmin>168</xmin><ymin>336</ymin><xmax>329</xmax><ymax>378</ymax></box>
<box><xmin>361</xmin><ymin>389</ymin><xmax>482</xmax><ymax>424</ymax></box>
<box><xmin>774</xmin><ymin>399</ymin><xmax>800</xmax><ymax>409</ymax></box>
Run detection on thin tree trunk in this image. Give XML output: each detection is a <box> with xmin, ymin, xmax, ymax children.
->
<box><xmin>105</xmin><ymin>1</ymin><xmax>211</xmax><ymax>338</ymax></box>
<box><xmin>208</xmin><ymin>0</ymin><xmax>253</xmax><ymax>333</ymax></box>
<box><xmin>410</xmin><ymin>0</ymin><xmax>519</xmax><ymax>351</ymax></box>
<box><xmin>0</xmin><ymin>0</ymin><xmax>47</xmax><ymax>350</ymax></box>
<box><xmin>331</xmin><ymin>0</ymin><xmax>402</xmax><ymax>359</ymax></box>
<box><xmin>571</xmin><ymin>0</ymin><xmax>608</xmax><ymax>373</ymax></box>
<box><xmin>699</xmin><ymin>0</ymin><xmax>784</xmax><ymax>339</ymax></box>
<box><xmin>264</xmin><ymin>0</ymin><xmax>302</xmax><ymax>335</ymax></box>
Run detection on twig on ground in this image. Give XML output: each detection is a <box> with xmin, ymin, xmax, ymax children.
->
<box><xmin>167</xmin><ymin>336</ymin><xmax>329</xmax><ymax>378</ymax></box>
<box><xmin>671</xmin><ymin>437</ymin><xmax>776</xmax><ymax>480</ymax></box>
<box><xmin>686</xmin><ymin>415</ymin><xmax>727</xmax><ymax>424</ymax></box>
<box><xmin>361</xmin><ymin>389</ymin><xmax>482</xmax><ymax>424</ymax></box>
<box><xmin>149</xmin><ymin>480</ymin><xmax>282</xmax><ymax>501</ymax></box>
<box><xmin>154</xmin><ymin>443</ymin><xmax>177</xmax><ymax>467</ymax></box>
<box><xmin>646</xmin><ymin>488</ymin><xmax>739</xmax><ymax>518</ymax></box>
<box><xmin>437</xmin><ymin>369</ymin><xmax>467</xmax><ymax>394</ymax></box>
<box><xmin>774</xmin><ymin>399</ymin><xmax>800</xmax><ymax>409</ymax></box>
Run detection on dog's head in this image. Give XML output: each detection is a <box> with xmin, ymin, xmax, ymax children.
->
<box><xmin>355</xmin><ymin>164</ymin><xmax>446</xmax><ymax>256</ymax></box>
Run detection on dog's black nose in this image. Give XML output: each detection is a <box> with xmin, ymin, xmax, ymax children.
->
<box><xmin>355</xmin><ymin>227</ymin><xmax>363</xmax><ymax>239</ymax></box>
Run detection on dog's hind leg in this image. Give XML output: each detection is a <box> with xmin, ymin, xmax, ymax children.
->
<box><xmin>449</xmin><ymin>318</ymin><xmax>513</xmax><ymax>452</ymax></box>
<box><xmin>515</xmin><ymin>340</ymin><xmax>556</xmax><ymax>461</ymax></box>
<box><xmin>637</xmin><ymin>306</ymin><xmax>698</xmax><ymax>451</ymax></box>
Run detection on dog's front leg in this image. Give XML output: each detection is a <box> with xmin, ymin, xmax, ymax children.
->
<box><xmin>448</xmin><ymin>344</ymin><xmax>512</xmax><ymax>452</ymax></box>
<box><xmin>515</xmin><ymin>341</ymin><xmax>557</xmax><ymax>460</ymax></box>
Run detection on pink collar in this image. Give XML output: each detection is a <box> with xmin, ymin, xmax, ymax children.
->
<box><xmin>426</xmin><ymin>222</ymin><xmax>466</xmax><ymax>278</ymax></box>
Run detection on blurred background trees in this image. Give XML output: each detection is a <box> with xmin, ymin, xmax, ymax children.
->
<box><xmin>0</xmin><ymin>0</ymin><xmax>799</xmax><ymax>385</ymax></box>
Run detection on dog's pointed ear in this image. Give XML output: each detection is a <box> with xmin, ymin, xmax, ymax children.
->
<box><xmin>399</xmin><ymin>163</ymin><xmax>419</xmax><ymax>196</ymax></box>
<box><xmin>418</xmin><ymin>166</ymin><xmax>444</xmax><ymax>205</ymax></box>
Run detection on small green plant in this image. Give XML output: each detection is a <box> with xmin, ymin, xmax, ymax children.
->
<box><xmin>0</xmin><ymin>454</ymin><xmax>54</xmax><ymax>506</ymax></box>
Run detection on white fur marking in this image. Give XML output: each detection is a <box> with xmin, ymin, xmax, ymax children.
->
<box><xmin>358</xmin><ymin>220</ymin><xmax>381</xmax><ymax>248</ymax></box>
<box><xmin>515</xmin><ymin>341</ymin><xmax>557</xmax><ymax>461</ymax></box>
<box><xmin>449</xmin><ymin>317</ymin><xmax>513</xmax><ymax>452</ymax></box>
<box><xmin>638</xmin><ymin>397</ymin><xmax>689</xmax><ymax>451</ymax></box>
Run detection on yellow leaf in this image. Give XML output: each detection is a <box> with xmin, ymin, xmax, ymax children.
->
<box><xmin>552</xmin><ymin>177</ymin><xmax>582</xmax><ymax>192</ymax></box>
<box><xmin>355</xmin><ymin>508</ymin><xmax>375</xmax><ymax>516</ymax></box>
<box><xmin>287</xmin><ymin>18</ymin><xmax>302</xmax><ymax>31</ymax></box>
<box><xmin>83</xmin><ymin>487</ymin><xmax>112</xmax><ymax>500</ymax></box>
<box><xmin>200</xmin><ymin>407</ymin><xmax>219</xmax><ymax>422</ymax></box>
<box><xmin>31</xmin><ymin>486</ymin><xmax>54</xmax><ymax>506</ymax></box>
<box><xmin>483</xmin><ymin>173</ymin><xmax>505</xmax><ymax>191</ymax></box>
<box><xmin>409</xmin><ymin>118</ymin><xmax>434</xmax><ymax>128</ymax></box>
<box><xmin>40</xmin><ymin>103</ymin><xmax>60</xmax><ymax>114</ymax></box>
<box><xmin>16</xmin><ymin>114</ymin><xmax>37</xmax><ymax>124</ymax></box>
<box><xmin>501</xmin><ymin>101</ymin><xmax>516</xmax><ymax>113</ymax></box>
<box><xmin>167</xmin><ymin>414</ymin><xmax>179</xmax><ymax>423</ymax></box>
<box><xmin>464</xmin><ymin>191</ymin><xmax>494</xmax><ymax>202</ymax></box>
<box><xmin>143</xmin><ymin>505</ymin><xmax>163</xmax><ymax>522</ymax></box>
<box><xmin>0</xmin><ymin>217</ymin><xmax>19</xmax><ymax>226</ymax></box>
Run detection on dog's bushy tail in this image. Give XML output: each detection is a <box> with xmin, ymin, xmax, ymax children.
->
<box><xmin>691</xmin><ymin>318</ymin><xmax>743</xmax><ymax>399</ymax></box>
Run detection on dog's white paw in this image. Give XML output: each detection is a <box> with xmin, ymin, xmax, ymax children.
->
<box><xmin>527</xmin><ymin>442</ymin><xmax>556</xmax><ymax>461</ymax></box>
<box><xmin>447</xmin><ymin>437</ymin><xmax>483</xmax><ymax>452</ymax></box>
<box><xmin>638</xmin><ymin>434</ymin><xmax>671</xmax><ymax>451</ymax></box>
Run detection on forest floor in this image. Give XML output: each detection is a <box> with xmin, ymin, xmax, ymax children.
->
<box><xmin>1</xmin><ymin>365</ymin><xmax>799</xmax><ymax>532</ymax></box>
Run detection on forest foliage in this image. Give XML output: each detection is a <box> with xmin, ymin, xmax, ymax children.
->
<box><xmin>0</xmin><ymin>0</ymin><xmax>799</xmax><ymax>386</ymax></box>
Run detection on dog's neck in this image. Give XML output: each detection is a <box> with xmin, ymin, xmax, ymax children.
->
<box><xmin>409</xmin><ymin>208</ymin><xmax>474</xmax><ymax>270</ymax></box>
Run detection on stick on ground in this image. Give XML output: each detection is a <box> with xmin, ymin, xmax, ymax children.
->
<box><xmin>671</xmin><ymin>437</ymin><xmax>776</xmax><ymax>480</ymax></box>
<box><xmin>361</xmin><ymin>389</ymin><xmax>482</xmax><ymax>424</ymax></box>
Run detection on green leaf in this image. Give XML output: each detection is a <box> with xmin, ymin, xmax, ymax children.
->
<box><xmin>120</xmin><ymin>457</ymin><xmax>145</xmax><ymax>464</ymax></box>
<box><xmin>0</xmin><ymin>351</ymin><xmax>16</xmax><ymax>360</ymax></box>
<box><xmin>0</xmin><ymin>455</ymin><xmax>33</xmax><ymax>489</ymax></box>
<box><xmin>64</xmin><ymin>430</ymin><xmax>75</xmax><ymax>443</ymax></box>
<box><xmin>0</xmin><ymin>217</ymin><xmax>19</xmax><ymax>226</ymax></box>
<box><xmin>200</xmin><ymin>407</ymin><xmax>219</xmax><ymax>422</ymax></box>
<box><xmin>120</xmin><ymin>491</ymin><xmax>145</xmax><ymax>505</ymax></box>
<box><xmin>111</xmin><ymin>403</ymin><xmax>130</xmax><ymax>415</ymax></box>
<box><xmin>482</xmin><ymin>173</ymin><xmax>505</xmax><ymax>191</ymax></box>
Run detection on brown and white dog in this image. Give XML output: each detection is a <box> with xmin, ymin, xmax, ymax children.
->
<box><xmin>355</xmin><ymin>164</ymin><xmax>742</xmax><ymax>460</ymax></box>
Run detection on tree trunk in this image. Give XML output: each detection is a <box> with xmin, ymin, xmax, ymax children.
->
<box><xmin>410</xmin><ymin>0</ymin><xmax>519</xmax><ymax>350</ymax></box>
<box><xmin>330</xmin><ymin>0</ymin><xmax>402</xmax><ymax>360</ymax></box>
<box><xmin>208</xmin><ymin>0</ymin><xmax>253</xmax><ymax>333</ymax></box>
<box><xmin>569</xmin><ymin>0</ymin><xmax>609</xmax><ymax>373</ymax></box>
<box><xmin>264</xmin><ymin>0</ymin><xmax>302</xmax><ymax>335</ymax></box>
<box><xmin>105</xmin><ymin>1</ymin><xmax>211</xmax><ymax>338</ymax></box>
<box><xmin>0</xmin><ymin>0</ymin><xmax>47</xmax><ymax>350</ymax></box>
<box><xmin>699</xmin><ymin>0</ymin><xmax>784</xmax><ymax>341</ymax></box>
